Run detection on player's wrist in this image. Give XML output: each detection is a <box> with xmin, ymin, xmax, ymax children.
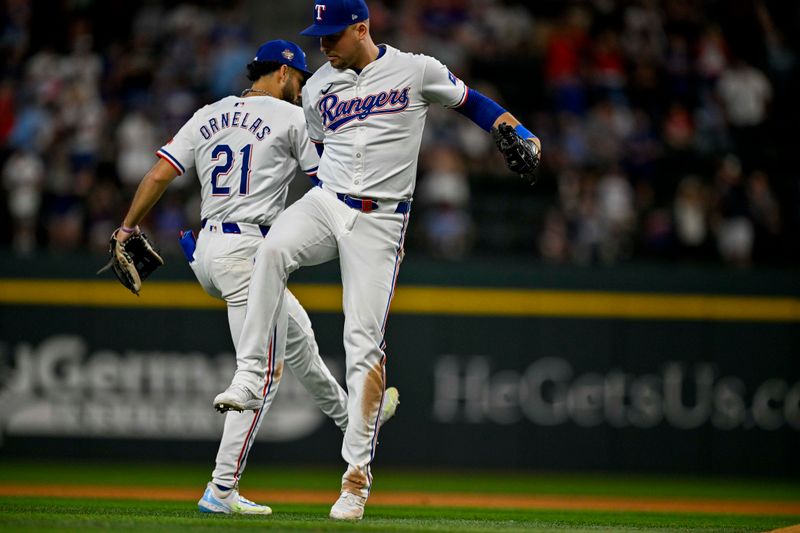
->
<box><xmin>119</xmin><ymin>225</ymin><xmax>139</xmax><ymax>234</ymax></box>
<box><xmin>116</xmin><ymin>224</ymin><xmax>139</xmax><ymax>243</ymax></box>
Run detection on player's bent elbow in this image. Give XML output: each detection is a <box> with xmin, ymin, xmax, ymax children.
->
<box><xmin>147</xmin><ymin>158</ymin><xmax>180</xmax><ymax>184</ymax></box>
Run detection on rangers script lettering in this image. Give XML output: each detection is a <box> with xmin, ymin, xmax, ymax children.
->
<box><xmin>318</xmin><ymin>87</ymin><xmax>411</xmax><ymax>131</ymax></box>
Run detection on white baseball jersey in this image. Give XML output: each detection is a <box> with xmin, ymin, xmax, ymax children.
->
<box><xmin>301</xmin><ymin>45</ymin><xmax>467</xmax><ymax>201</ymax></box>
<box><xmin>158</xmin><ymin>95</ymin><xmax>319</xmax><ymax>226</ymax></box>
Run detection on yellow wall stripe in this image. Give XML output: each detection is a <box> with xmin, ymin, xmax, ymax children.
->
<box><xmin>0</xmin><ymin>279</ymin><xmax>798</xmax><ymax>322</ymax></box>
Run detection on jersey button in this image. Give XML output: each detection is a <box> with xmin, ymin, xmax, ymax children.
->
<box><xmin>354</xmin><ymin>179</ymin><xmax>360</xmax><ymax>184</ymax></box>
<box><xmin>356</xmin><ymin>153</ymin><xmax>362</xmax><ymax>158</ymax></box>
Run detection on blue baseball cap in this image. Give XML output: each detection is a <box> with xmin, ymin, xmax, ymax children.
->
<box><xmin>253</xmin><ymin>39</ymin><xmax>313</xmax><ymax>77</ymax></box>
<box><xmin>300</xmin><ymin>0</ymin><xmax>369</xmax><ymax>37</ymax></box>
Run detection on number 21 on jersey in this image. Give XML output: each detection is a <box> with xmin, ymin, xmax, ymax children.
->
<box><xmin>211</xmin><ymin>144</ymin><xmax>252</xmax><ymax>196</ymax></box>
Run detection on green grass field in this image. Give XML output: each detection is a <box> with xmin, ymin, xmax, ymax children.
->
<box><xmin>0</xmin><ymin>461</ymin><xmax>798</xmax><ymax>532</ymax></box>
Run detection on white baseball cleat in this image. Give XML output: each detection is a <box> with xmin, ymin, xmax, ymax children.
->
<box><xmin>213</xmin><ymin>383</ymin><xmax>263</xmax><ymax>412</ymax></box>
<box><xmin>329</xmin><ymin>491</ymin><xmax>366</xmax><ymax>520</ymax></box>
<box><xmin>197</xmin><ymin>482</ymin><xmax>272</xmax><ymax>515</ymax></box>
<box><xmin>378</xmin><ymin>386</ymin><xmax>400</xmax><ymax>427</ymax></box>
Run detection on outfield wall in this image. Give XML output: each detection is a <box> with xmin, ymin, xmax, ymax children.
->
<box><xmin>0</xmin><ymin>252</ymin><xmax>798</xmax><ymax>475</ymax></box>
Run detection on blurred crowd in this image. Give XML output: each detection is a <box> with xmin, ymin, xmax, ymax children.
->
<box><xmin>1</xmin><ymin>0</ymin><xmax>798</xmax><ymax>266</ymax></box>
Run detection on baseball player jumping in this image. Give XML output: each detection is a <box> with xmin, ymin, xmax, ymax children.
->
<box><xmin>218</xmin><ymin>0</ymin><xmax>541</xmax><ymax>520</ymax></box>
<box><xmin>113</xmin><ymin>39</ymin><xmax>399</xmax><ymax>516</ymax></box>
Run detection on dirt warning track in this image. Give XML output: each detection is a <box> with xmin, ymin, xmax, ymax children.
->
<box><xmin>1</xmin><ymin>484</ymin><xmax>799</xmax><ymax>516</ymax></box>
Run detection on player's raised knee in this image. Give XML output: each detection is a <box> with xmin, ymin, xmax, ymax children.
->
<box><xmin>255</xmin><ymin>238</ymin><xmax>295</xmax><ymax>273</ymax></box>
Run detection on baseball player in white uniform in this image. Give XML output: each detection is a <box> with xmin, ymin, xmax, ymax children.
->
<box><xmin>218</xmin><ymin>0</ymin><xmax>541</xmax><ymax>520</ymax></box>
<box><xmin>113</xmin><ymin>39</ymin><xmax>398</xmax><ymax>516</ymax></box>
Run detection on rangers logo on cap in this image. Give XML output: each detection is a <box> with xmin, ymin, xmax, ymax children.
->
<box><xmin>301</xmin><ymin>0</ymin><xmax>369</xmax><ymax>37</ymax></box>
<box><xmin>282</xmin><ymin>49</ymin><xmax>295</xmax><ymax>60</ymax></box>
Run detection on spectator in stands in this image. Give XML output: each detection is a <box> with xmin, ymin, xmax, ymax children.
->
<box><xmin>2</xmin><ymin>149</ymin><xmax>43</xmax><ymax>254</ymax></box>
<box><xmin>673</xmin><ymin>175</ymin><xmax>710</xmax><ymax>259</ymax></box>
<box><xmin>713</xmin><ymin>155</ymin><xmax>753</xmax><ymax>266</ymax></box>
<box><xmin>417</xmin><ymin>146</ymin><xmax>474</xmax><ymax>260</ymax></box>
<box><xmin>716</xmin><ymin>57</ymin><xmax>772</xmax><ymax>167</ymax></box>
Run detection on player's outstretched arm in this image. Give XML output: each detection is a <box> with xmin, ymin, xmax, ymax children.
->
<box><xmin>419</xmin><ymin>55</ymin><xmax>540</xmax><ymax>178</ymax></box>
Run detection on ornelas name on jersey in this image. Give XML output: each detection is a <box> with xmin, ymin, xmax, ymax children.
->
<box><xmin>199</xmin><ymin>110</ymin><xmax>272</xmax><ymax>141</ymax></box>
<box><xmin>318</xmin><ymin>86</ymin><xmax>411</xmax><ymax>132</ymax></box>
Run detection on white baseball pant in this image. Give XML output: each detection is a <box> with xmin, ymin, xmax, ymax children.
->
<box><xmin>190</xmin><ymin>220</ymin><xmax>349</xmax><ymax>488</ymax></box>
<box><xmin>235</xmin><ymin>186</ymin><xmax>409</xmax><ymax>497</ymax></box>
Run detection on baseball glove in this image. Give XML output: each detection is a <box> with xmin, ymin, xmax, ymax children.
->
<box><xmin>492</xmin><ymin>122</ymin><xmax>541</xmax><ymax>185</ymax></box>
<box><xmin>97</xmin><ymin>230</ymin><xmax>164</xmax><ymax>295</ymax></box>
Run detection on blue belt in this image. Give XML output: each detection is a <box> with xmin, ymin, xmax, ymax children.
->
<box><xmin>310</xmin><ymin>176</ymin><xmax>411</xmax><ymax>214</ymax></box>
<box><xmin>201</xmin><ymin>219</ymin><xmax>270</xmax><ymax>237</ymax></box>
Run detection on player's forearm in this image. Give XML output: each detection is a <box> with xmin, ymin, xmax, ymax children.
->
<box><xmin>455</xmin><ymin>89</ymin><xmax>540</xmax><ymax>150</ymax></box>
<box><xmin>122</xmin><ymin>178</ymin><xmax>167</xmax><ymax>228</ymax></box>
<box><xmin>121</xmin><ymin>159</ymin><xmax>177</xmax><ymax>229</ymax></box>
